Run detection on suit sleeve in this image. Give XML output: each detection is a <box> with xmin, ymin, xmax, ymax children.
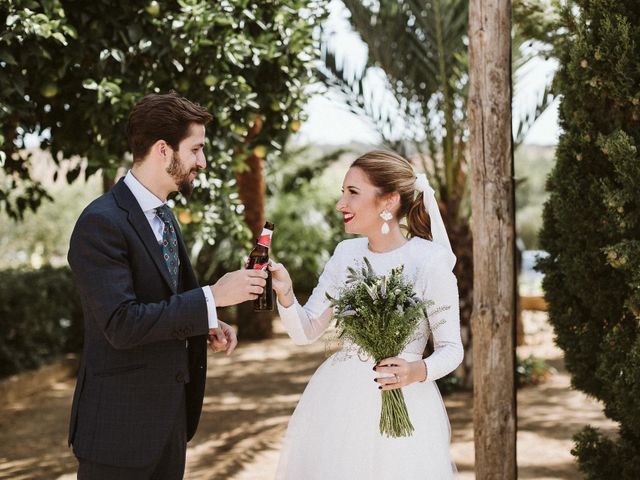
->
<box><xmin>68</xmin><ymin>211</ymin><xmax>209</xmax><ymax>350</ymax></box>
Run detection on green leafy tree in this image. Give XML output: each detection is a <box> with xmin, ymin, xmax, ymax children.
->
<box><xmin>538</xmin><ymin>1</ymin><xmax>640</xmax><ymax>477</ymax></box>
<box><xmin>321</xmin><ymin>0</ymin><xmax>560</xmax><ymax>386</ymax></box>
<box><xmin>0</xmin><ymin>0</ymin><xmax>75</xmax><ymax>219</ymax></box>
<box><xmin>1</xmin><ymin>0</ymin><xmax>328</xmax><ymax>338</ymax></box>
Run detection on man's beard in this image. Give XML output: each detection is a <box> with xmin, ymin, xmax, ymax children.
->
<box><xmin>166</xmin><ymin>152</ymin><xmax>196</xmax><ymax>197</ymax></box>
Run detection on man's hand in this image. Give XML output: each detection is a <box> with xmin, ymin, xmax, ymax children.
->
<box><xmin>208</xmin><ymin>321</ymin><xmax>238</xmax><ymax>356</ymax></box>
<box><xmin>210</xmin><ymin>269</ymin><xmax>268</xmax><ymax>307</ymax></box>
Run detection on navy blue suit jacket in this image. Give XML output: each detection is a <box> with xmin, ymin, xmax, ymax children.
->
<box><xmin>67</xmin><ymin>179</ymin><xmax>209</xmax><ymax>468</ymax></box>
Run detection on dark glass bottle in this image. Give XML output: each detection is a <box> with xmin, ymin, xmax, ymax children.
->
<box><xmin>245</xmin><ymin>221</ymin><xmax>275</xmax><ymax>311</ymax></box>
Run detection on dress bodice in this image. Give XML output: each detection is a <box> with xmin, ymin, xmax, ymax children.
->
<box><xmin>277</xmin><ymin>236</ymin><xmax>463</xmax><ymax>382</ymax></box>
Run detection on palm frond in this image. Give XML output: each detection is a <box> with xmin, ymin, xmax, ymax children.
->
<box><xmin>320</xmin><ymin>0</ymin><xmax>561</xmax><ymax>196</ymax></box>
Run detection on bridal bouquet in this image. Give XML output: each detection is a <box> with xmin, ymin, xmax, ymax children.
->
<box><xmin>326</xmin><ymin>257</ymin><xmax>431</xmax><ymax>438</ymax></box>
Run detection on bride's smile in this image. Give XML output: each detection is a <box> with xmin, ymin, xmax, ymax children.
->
<box><xmin>336</xmin><ymin>166</ymin><xmax>396</xmax><ymax>237</ymax></box>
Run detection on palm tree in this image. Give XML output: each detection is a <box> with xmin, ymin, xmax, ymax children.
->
<box><xmin>321</xmin><ymin>0</ymin><xmax>559</xmax><ymax>386</ymax></box>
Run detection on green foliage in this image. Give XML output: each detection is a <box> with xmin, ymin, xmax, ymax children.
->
<box><xmin>0</xmin><ymin>266</ymin><xmax>83</xmax><ymax>377</ymax></box>
<box><xmin>322</xmin><ymin>0</ymin><xmax>562</xmax><ymax>387</ymax></box>
<box><xmin>515</xmin><ymin>354</ymin><xmax>553</xmax><ymax>387</ymax></box>
<box><xmin>0</xmin><ymin>0</ymin><xmax>327</xmax><ymax>277</ymax></box>
<box><xmin>324</xmin><ymin>0</ymin><xmax>559</xmax><ymax>202</ymax></box>
<box><xmin>267</xmin><ymin>145</ymin><xmax>350</xmax><ymax>293</ymax></box>
<box><xmin>539</xmin><ymin>1</ymin><xmax>640</xmax><ymax>476</ymax></box>
<box><xmin>435</xmin><ymin>374</ymin><xmax>462</xmax><ymax>396</ymax></box>
<box><xmin>0</xmin><ymin>161</ymin><xmax>101</xmax><ymax>269</ymax></box>
<box><xmin>327</xmin><ymin>258</ymin><xmax>429</xmax><ymax>362</ymax></box>
<box><xmin>0</xmin><ymin>0</ymin><xmax>74</xmax><ymax>218</ymax></box>
<box><xmin>324</xmin><ymin>0</ymin><xmax>468</xmax><ymax>195</ymax></box>
<box><xmin>571</xmin><ymin>426</ymin><xmax>622</xmax><ymax>479</ymax></box>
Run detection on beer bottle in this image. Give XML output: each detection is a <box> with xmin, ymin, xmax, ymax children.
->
<box><xmin>245</xmin><ymin>221</ymin><xmax>275</xmax><ymax>311</ymax></box>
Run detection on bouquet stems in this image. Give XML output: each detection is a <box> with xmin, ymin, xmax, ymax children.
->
<box><xmin>380</xmin><ymin>388</ymin><xmax>414</xmax><ymax>437</ymax></box>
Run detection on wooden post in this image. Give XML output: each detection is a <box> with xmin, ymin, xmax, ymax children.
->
<box><xmin>468</xmin><ymin>0</ymin><xmax>517</xmax><ymax>478</ymax></box>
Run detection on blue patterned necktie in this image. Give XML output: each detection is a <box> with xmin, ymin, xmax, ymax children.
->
<box><xmin>156</xmin><ymin>205</ymin><xmax>179</xmax><ymax>288</ymax></box>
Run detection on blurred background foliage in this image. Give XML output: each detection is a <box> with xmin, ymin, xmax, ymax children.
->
<box><xmin>0</xmin><ymin>0</ymin><xmax>327</xmax><ymax>264</ymax></box>
<box><xmin>0</xmin><ymin>266</ymin><xmax>82</xmax><ymax>377</ymax></box>
<box><xmin>1</xmin><ymin>0</ymin><xmax>329</xmax><ymax>338</ymax></box>
<box><xmin>319</xmin><ymin>0</ymin><xmax>562</xmax><ymax>386</ymax></box>
<box><xmin>0</xmin><ymin>144</ymin><xmax>553</xmax><ymax>281</ymax></box>
<box><xmin>515</xmin><ymin>145</ymin><xmax>555</xmax><ymax>250</ymax></box>
<box><xmin>1</xmin><ymin>0</ymin><xmax>557</xmax><ymax>380</ymax></box>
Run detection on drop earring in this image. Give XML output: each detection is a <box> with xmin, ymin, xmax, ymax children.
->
<box><xmin>380</xmin><ymin>209</ymin><xmax>393</xmax><ymax>235</ymax></box>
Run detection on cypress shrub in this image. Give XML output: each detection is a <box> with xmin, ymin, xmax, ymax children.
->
<box><xmin>539</xmin><ymin>1</ymin><xmax>640</xmax><ymax>478</ymax></box>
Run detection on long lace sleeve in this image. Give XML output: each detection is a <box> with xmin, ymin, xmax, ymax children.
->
<box><xmin>276</xmin><ymin>243</ymin><xmax>344</xmax><ymax>345</ymax></box>
<box><xmin>422</xmin><ymin>247</ymin><xmax>464</xmax><ymax>382</ymax></box>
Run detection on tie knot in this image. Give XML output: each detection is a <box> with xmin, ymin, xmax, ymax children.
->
<box><xmin>156</xmin><ymin>205</ymin><xmax>172</xmax><ymax>221</ymax></box>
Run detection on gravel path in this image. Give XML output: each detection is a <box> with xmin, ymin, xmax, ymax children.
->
<box><xmin>0</xmin><ymin>312</ymin><xmax>616</xmax><ymax>479</ymax></box>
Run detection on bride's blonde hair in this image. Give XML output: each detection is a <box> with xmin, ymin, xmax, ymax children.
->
<box><xmin>351</xmin><ymin>150</ymin><xmax>432</xmax><ymax>240</ymax></box>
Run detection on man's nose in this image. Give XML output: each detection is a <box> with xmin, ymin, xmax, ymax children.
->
<box><xmin>196</xmin><ymin>154</ymin><xmax>206</xmax><ymax>170</ymax></box>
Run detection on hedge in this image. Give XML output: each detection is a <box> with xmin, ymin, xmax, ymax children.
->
<box><xmin>0</xmin><ymin>266</ymin><xmax>83</xmax><ymax>378</ymax></box>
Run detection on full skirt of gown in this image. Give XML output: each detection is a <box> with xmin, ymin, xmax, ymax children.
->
<box><xmin>275</xmin><ymin>351</ymin><xmax>456</xmax><ymax>480</ymax></box>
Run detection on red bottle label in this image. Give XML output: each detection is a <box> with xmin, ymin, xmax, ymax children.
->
<box><xmin>257</xmin><ymin>228</ymin><xmax>272</xmax><ymax>248</ymax></box>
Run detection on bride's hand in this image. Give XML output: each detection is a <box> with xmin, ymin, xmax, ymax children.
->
<box><xmin>268</xmin><ymin>261</ymin><xmax>294</xmax><ymax>306</ymax></box>
<box><xmin>373</xmin><ymin>357</ymin><xmax>428</xmax><ymax>390</ymax></box>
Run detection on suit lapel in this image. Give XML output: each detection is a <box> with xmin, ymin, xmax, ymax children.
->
<box><xmin>112</xmin><ymin>179</ymin><xmax>177</xmax><ymax>294</ymax></box>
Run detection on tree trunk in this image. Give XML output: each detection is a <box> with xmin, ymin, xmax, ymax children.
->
<box><xmin>468</xmin><ymin>0</ymin><xmax>517</xmax><ymax>478</ymax></box>
<box><xmin>237</xmin><ymin>153</ymin><xmax>266</xmax><ymax>236</ymax></box>
<box><xmin>235</xmin><ymin>152</ymin><xmax>273</xmax><ymax>340</ymax></box>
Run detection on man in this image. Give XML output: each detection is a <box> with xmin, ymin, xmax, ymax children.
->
<box><xmin>67</xmin><ymin>92</ymin><xmax>267</xmax><ymax>479</ymax></box>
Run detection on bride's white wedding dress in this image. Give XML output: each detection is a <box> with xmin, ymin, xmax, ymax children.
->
<box><xmin>275</xmin><ymin>236</ymin><xmax>463</xmax><ymax>480</ymax></box>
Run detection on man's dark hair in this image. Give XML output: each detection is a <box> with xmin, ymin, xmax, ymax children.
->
<box><xmin>126</xmin><ymin>91</ymin><xmax>213</xmax><ymax>162</ymax></box>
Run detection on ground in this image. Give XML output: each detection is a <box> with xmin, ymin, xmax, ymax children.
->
<box><xmin>0</xmin><ymin>311</ymin><xmax>616</xmax><ymax>479</ymax></box>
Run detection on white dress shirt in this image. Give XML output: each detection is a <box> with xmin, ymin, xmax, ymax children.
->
<box><xmin>124</xmin><ymin>171</ymin><xmax>218</xmax><ymax>329</ymax></box>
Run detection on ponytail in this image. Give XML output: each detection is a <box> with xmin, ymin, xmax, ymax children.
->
<box><xmin>352</xmin><ymin>150</ymin><xmax>455</xmax><ymax>266</ymax></box>
<box><xmin>406</xmin><ymin>192</ymin><xmax>433</xmax><ymax>240</ymax></box>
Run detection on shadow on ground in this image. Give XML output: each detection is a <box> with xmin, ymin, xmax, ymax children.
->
<box><xmin>0</xmin><ymin>313</ymin><xmax>618</xmax><ymax>480</ymax></box>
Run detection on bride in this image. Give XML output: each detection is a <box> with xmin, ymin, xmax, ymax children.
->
<box><xmin>268</xmin><ymin>150</ymin><xmax>463</xmax><ymax>479</ymax></box>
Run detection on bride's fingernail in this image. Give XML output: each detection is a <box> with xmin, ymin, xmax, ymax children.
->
<box><xmin>372</xmin><ymin>366</ymin><xmax>377</xmax><ymax>371</ymax></box>
<box><xmin>378</xmin><ymin>386</ymin><xmax>382</xmax><ymax>390</ymax></box>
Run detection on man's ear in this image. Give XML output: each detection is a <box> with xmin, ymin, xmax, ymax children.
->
<box><xmin>151</xmin><ymin>139</ymin><xmax>170</xmax><ymax>159</ymax></box>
